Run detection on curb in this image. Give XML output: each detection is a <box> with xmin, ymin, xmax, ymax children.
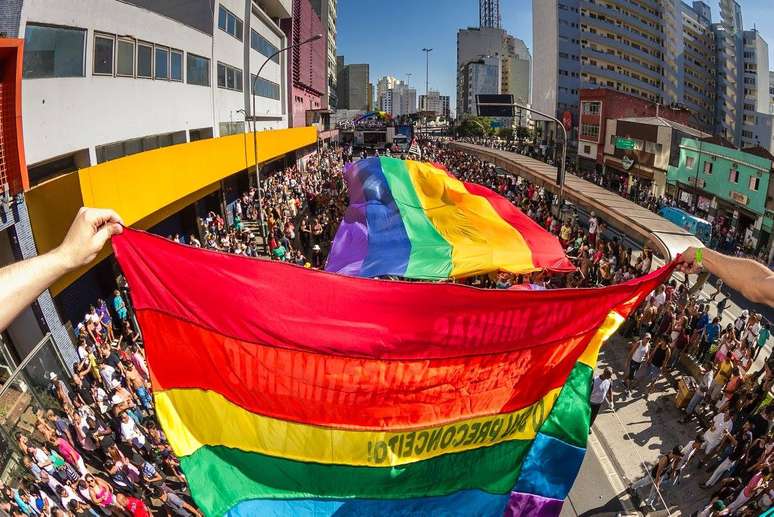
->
<box><xmin>588</xmin><ymin>426</ymin><xmax>640</xmax><ymax>515</ymax></box>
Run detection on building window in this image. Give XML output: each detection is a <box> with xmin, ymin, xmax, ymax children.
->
<box><xmin>137</xmin><ymin>42</ymin><xmax>153</xmax><ymax>78</ymax></box>
<box><xmin>582</xmin><ymin>101</ymin><xmax>601</xmax><ymax>114</ymax></box>
<box><xmin>251</xmin><ymin>29</ymin><xmax>280</xmax><ymax>63</ymax></box>
<box><xmin>251</xmin><ymin>74</ymin><xmax>280</xmax><ymax>100</ymax></box>
<box><xmin>729</xmin><ymin>168</ymin><xmax>739</xmax><ymax>183</ymax></box>
<box><xmin>749</xmin><ymin>176</ymin><xmax>760</xmax><ymax>191</ymax></box>
<box><xmin>580</xmin><ymin>124</ymin><xmax>599</xmax><ymax>139</ymax></box>
<box><xmin>218</xmin><ymin>5</ymin><xmax>243</xmax><ymax>41</ymax></box>
<box><xmin>686</xmin><ymin>156</ymin><xmax>695</xmax><ymax>169</ymax></box>
<box><xmin>170</xmin><ymin>50</ymin><xmax>183</xmax><ymax>81</ymax></box>
<box><xmin>583</xmin><ymin>145</ymin><xmax>591</xmax><ymax>154</ymax></box>
<box><xmin>186</xmin><ymin>53</ymin><xmax>210</xmax><ymax>86</ymax></box>
<box><xmin>217</xmin><ymin>62</ymin><xmax>243</xmax><ymax>91</ymax></box>
<box><xmin>704</xmin><ymin>161</ymin><xmax>713</xmax><ymax>174</ymax></box>
<box><xmin>116</xmin><ymin>38</ymin><xmax>135</xmax><ymax>77</ymax></box>
<box><xmin>154</xmin><ymin>46</ymin><xmax>169</xmax><ymax>80</ymax></box>
<box><xmin>22</xmin><ymin>23</ymin><xmax>86</xmax><ymax>78</ymax></box>
<box><xmin>93</xmin><ymin>33</ymin><xmax>114</xmax><ymax>75</ymax></box>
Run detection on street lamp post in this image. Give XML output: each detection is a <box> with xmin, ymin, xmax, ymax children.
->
<box><xmin>475</xmin><ymin>99</ymin><xmax>568</xmax><ymax>210</ymax></box>
<box><xmin>421</xmin><ymin>48</ymin><xmax>432</xmax><ymax>140</ymax></box>
<box><xmin>247</xmin><ymin>33</ymin><xmax>321</xmax><ymax>254</ymax></box>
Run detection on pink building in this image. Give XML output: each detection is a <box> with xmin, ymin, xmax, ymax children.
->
<box><xmin>282</xmin><ymin>0</ymin><xmax>326</xmax><ymax>128</ymax></box>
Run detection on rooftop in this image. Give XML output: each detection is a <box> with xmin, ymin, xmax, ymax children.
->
<box><xmin>617</xmin><ymin>116</ymin><xmax>711</xmax><ymax>138</ymax></box>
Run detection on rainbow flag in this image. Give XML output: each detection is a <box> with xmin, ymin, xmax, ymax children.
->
<box><xmin>113</xmin><ymin>229</ymin><xmax>673</xmax><ymax>517</ymax></box>
<box><xmin>325</xmin><ymin>157</ymin><xmax>575</xmax><ymax>279</ymax></box>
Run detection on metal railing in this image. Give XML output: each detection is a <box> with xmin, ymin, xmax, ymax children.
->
<box><xmin>0</xmin><ymin>333</ymin><xmax>70</xmax><ymax>481</ymax></box>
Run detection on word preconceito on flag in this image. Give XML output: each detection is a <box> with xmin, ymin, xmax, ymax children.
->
<box><xmin>325</xmin><ymin>156</ymin><xmax>575</xmax><ymax>279</ymax></box>
<box><xmin>113</xmin><ymin>228</ymin><xmax>675</xmax><ymax>517</ymax></box>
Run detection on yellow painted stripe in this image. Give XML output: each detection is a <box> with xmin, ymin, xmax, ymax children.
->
<box><xmin>577</xmin><ymin>310</ymin><xmax>625</xmax><ymax>368</ymax></box>
<box><xmin>403</xmin><ymin>160</ymin><xmax>537</xmax><ymax>277</ymax></box>
<box><xmin>156</xmin><ymin>386</ymin><xmax>561</xmax><ymax>467</ymax></box>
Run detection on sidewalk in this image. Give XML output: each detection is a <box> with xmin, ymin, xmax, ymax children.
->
<box><xmin>592</xmin><ymin>335</ymin><xmax>718</xmax><ymax>516</ymax></box>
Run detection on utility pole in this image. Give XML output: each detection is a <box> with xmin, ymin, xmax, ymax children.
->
<box><xmin>422</xmin><ymin>48</ymin><xmax>432</xmax><ymax>99</ymax></box>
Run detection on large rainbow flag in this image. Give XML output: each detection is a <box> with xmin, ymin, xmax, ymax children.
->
<box><xmin>113</xmin><ymin>229</ymin><xmax>674</xmax><ymax>517</ymax></box>
<box><xmin>325</xmin><ymin>157</ymin><xmax>575</xmax><ymax>279</ymax></box>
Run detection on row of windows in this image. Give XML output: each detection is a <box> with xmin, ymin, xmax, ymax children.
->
<box><xmin>22</xmin><ymin>22</ymin><xmax>210</xmax><ymax>86</ymax></box>
<box><xmin>218</xmin><ymin>5</ymin><xmax>244</xmax><ymax>41</ymax></box>
<box><xmin>22</xmin><ymin>21</ymin><xmax>282</xmax><ymax>98</ymax></box>
<box><xmin>580</xmin><ymin>123</ymin><xmax>599</xmax><ymax>139</ymax></box>
<box><xmin>582</xmin><ymin>101</ymin><xmax>601</xmax><ymax>115</ymax></box>
<box><xmin>93</xmin><ymin>33</ymin><xmax>184</xmax><ymax>82</ymax></box>
<box><xmin>685</xmin><ymin>157</ymin><xmax>761</xmax><ymax>191</ymax></box>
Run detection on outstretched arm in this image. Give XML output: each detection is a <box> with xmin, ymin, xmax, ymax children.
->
<box><xmin>678</xmin><ymin>247</ymin><xmax>774</xmax><ymax>307</ymax></box>
<box><xmin>0</xmin><ymin>207</ymin><xmax>122</xmax><ymax>331</ymax></box>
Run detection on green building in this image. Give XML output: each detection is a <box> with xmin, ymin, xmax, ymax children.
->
<box><xmin>667</xmin><ymin>137</ymin><xmax>774</xmax><ymax>254</ymax></box>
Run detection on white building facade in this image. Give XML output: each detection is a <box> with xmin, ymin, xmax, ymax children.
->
<box><xmin>16</xmin><ymin>0</ymin><xmax>291</xmax><ymax>170</ymax></box>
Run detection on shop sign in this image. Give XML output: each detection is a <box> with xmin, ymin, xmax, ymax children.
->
<box><xmin>697</xmin><ymin>196</ymin><xmax>711</xmax><ymax>211</ymax></box>
<box><xmin>679</xmin><ymin>191</ymin><xmax>693</xmax><ymax>204</ymax></box>
<box><xmin>615</xmin><ymin>137</ymin><xmax>636</xmax><ymax>150</ymax></box>
<box><xmin>621</xmin><ymin>155</ymin><xmax>635</xmax><ymax>170</ymax></box>
<box><xmin>729</xmin><ymin>191</ymin><xmax>748</xmax><ymax>206</ymax></box>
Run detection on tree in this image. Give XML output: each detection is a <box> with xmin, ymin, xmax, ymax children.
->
<box><xmin>496</xmin><ymin>127</ymin><xmax>514</xmax><ymax>140</ymax></box>
<box><xmin>516</xmin><ymin>126</ymin><xmax>533</xmax><ymax>142</ymax></box>
<box><xmin>457</xmin><ymin>117</ymin><xmax>495</xmax><ymax>137</ymax></box>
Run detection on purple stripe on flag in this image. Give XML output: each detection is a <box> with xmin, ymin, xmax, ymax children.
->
<box><xmin>504</xmin><ymin>491</ymin><xmax>564</xmax><ymax>517</ymax></box>
<box><xmin>324</xmin><ymin>163</ymin><xmax>368</xmax><ymax>274</ymax></box>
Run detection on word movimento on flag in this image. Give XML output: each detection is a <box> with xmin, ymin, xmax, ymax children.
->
<box><xmin>113</xmin><ymin>228</ymin><xmax>675</xmax><ymax>517</ymax></box>
<box><xmin>325</xmin><ymin>156</ymin><xmax>575</xmax><ymax>280</ymax></box>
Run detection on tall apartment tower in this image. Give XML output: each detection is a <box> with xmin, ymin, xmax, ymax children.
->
<box><xmin>714</xmin><ymin>0</ymin><xmax>744</xmax><ymax>143</ymax></box>
<box><xmin>456</xmin><ymin>1</ymin><xmax>531</xmax><ymax>120</ymax></box>
<box><xmin>532</xmin><ymin>0</ymin><xmax>774</xmax><ymax>152</ymax></box>
<box><xmin>532</xmin><ymin>0</ymin><xmax>666</xmax><ymax>144</ymax></box>
<box><xmin>678</xmin><ymin>1</ymin><xmax>716</xmax><ymax>134</ymax></box>
<box><xmin>479</xmin><ymin>0</ymin><xmax>501</xmax><ymax>29</ymax></box>
<box><xmin>310</xmin><ymin>0</ymin><xmax>338</xmax><ymax>109</ymax></box>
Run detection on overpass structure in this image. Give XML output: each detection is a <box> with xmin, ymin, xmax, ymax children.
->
<box><xmin>451</xmin><ymin>142</ymin><xmax>704</xmax><ymax>261</ymax></box>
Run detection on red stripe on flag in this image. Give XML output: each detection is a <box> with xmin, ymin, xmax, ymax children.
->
<box><xmin>142</xmin><ymin>310</ymin><xmax>592</xmax><ymax>430</ymax></box>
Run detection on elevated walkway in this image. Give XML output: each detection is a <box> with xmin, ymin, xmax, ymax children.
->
<box><xmin>451</xmin><ymin>142</ymin><xmax>704</xmax><ymax>261</ymax></box>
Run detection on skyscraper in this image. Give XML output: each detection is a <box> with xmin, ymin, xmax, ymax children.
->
<box><xmin>479</xmin><ymin>0</ymin><xmax>501</xmax><ymax>29</ymax></box>
<box><xmin>456</xmin><ymin>2</ymin><xmax>531</xmax><ymax>120</ymax></box>
<box><xmin>336</xmin><ymin>56</ymin><xmax>369</xmax><ymax>111</ymax></box>
<box><xmin>310</xmin><ymin>0</ymin><xmax>338</xmax><ymax>109</ymax></box>
<box><xmin>532</xmin><ymin>0</ymin><xmax>774</xmax><ymax>152</ymax></box>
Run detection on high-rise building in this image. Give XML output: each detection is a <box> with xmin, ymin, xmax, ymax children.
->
<box><xmin>739</xmin><ymin>30</ymin><xmax>772</xmax><ymax>149</ymax></box>
<box><xmin>336</xmin><ymin>56</ymin><xmax>369</xmax><ymax>110</ymax></box>
<box><xmin>769</xmin><ymin>71</ymin><xmax>774</xmax><ymax>115</ymax></box>
<box><xmin>679</xmin><ymin>1</ymin><xmax>716</xmax><ymax>134</ymax></box>
<box><xmin>532</xmin><ymin>0</ymin><xmax>774</xmax><ymax>152</ymax></box>
<box><xmin>281</xmin><ymin>0</ymin><xmax>327</xmax><ymax>127</ymax></box>
<box><xmin>376</xmin><ymin>75</ymin><xmax>399</xmax><ymax>110</ymax></box>
<box><xmin>389</xmin><ymin>81</ymin><xmax>417</xmax><ymax>116</ymax></box>
<box><xmin>368</xmin><ymin>82</ymin><xmax>374</xmax><ymax>111</ymax></box>
<box><xmin>479</xmin><ymin>0</ymin><xmax>501</xmax><ymax>29</ymax></box>
<box><xmin>456</xmin><ymin>20</ymin><xmax>531</xmax><ymax>120</ymax></box>
<box><xmin>458</xmin><ymin>55</ymin><xmax>501</xmax><ymax>116</ymax></box>
<box><xmin>440</xmin><ymin>95</ymin><xmax>451</xmax><ymax>118</ymax></box>
<box><xmin>419</xmin><ymin>90</ymin><xmax>444</xmax><ymax>115</ymax></box>
<box><xmin>311</xmin><ymin>0</ymin><xmax>338</xmax><ymax>109</ymax></box>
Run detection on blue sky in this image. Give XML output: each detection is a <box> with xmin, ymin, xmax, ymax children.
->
<box><xmin>337</xmin><ymin>0</ymin><xmax>774</xmax><ymax>115</ymax></box>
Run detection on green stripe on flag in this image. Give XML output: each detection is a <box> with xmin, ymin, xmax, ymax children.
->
<box><xmin>538</xmin><ymin>362</ymin><xmax>593</xmax><ymax>448</ymax></box>
<box><xmin>378</xmin><ymin>158</ymin><xmax>453</xmax><ymax>279</ymax></box>
<box><xmin>181</xmin><ymin>439</ymin><xmax>531</xmax><ymax>516</ymax></box>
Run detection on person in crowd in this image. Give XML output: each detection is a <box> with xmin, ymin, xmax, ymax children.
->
<box><xmin>589</xmin><ymin>368</ymin><xmax>614</xmax><ymax>428</ymax></box>
<box><xmin>630</xmin><ymin>446</ymin><xmax>684</xmax><ymax>510</ymax></box>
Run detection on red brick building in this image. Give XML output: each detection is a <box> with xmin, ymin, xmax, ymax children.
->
<box><xmin>577</xmin><ymin>88</ymin><xmax>693</xmax><ymax>172</ymax></box>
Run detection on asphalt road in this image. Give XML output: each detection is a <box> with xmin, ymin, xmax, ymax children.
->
<box><xmin>563</xmin><ymin>443</ymin><xmax>631</xmax><ymax>517</ymax></box>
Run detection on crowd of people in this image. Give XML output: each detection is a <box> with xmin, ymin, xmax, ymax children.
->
<box><xmin>2</xmin><ymin>139</ymin><xmax>772</xmax><ymax>516</ymax></box>
<box><xmin>444</xmin><ymin>137</ymin><xmax>774</xmax><ymax>514</ymax></box>
<box><xmin>1</xmin><ymin>284</ymin><xmax>203</xmax><ymax>516</ymax></box>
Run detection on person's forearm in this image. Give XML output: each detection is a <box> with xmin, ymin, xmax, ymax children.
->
<box><xmin>0</xmin><ymin>249</ymin><xmax>69</xmax><ymax>331</ymax></box>
<box><xmin>701</xmin><ymin>248</ymin><xmax>774</xmax><ymax>305</ymax></box>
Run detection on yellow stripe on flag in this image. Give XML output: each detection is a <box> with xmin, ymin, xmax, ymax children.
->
<box><xmin>156</xmin><ymin>386</ymin><xmax>561</xmax><ymax>467</ymax></box>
